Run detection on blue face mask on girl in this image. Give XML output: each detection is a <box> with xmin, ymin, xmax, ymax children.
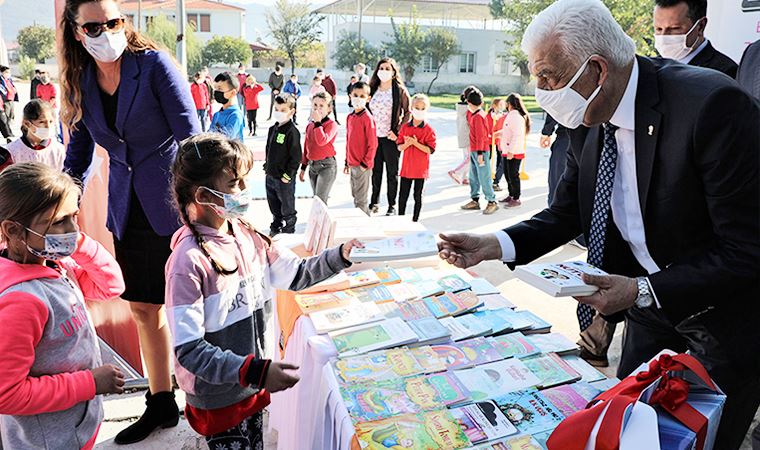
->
<box><xmin>198</xmin><ymin>186</ymin><xmax>253</xmax><ymax>220</ymax></box>
<box><xmin>21</xmin><ymin>225</ymin><xmax>79</xmax><ymax>260</ymax></box>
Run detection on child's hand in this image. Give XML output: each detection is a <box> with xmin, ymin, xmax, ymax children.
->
<box><xmin>387</xmin><ymin>131</ymin><xmax>397</xmax><ymax>141</ymax></box>
<box><xmin>91</xmin><ymin>364</ymin><xmax>125</xmax><ymax>395</ymax></box>
<box><xmin>408</xmin><ymin>135</ymin><xmax>418</xmax><ymax>146</ymax></box>
<box><xmin>343</xmin><ymin>165</ymin><xmax>349</xmax><ymax>175</ymax></box>
<box><xmin>341</xmin><ymin>239</ymin><xmax>364</xmax><ymax>261</ymax></box>
<box><xmin>310</xmin><ymin>110</ymin><xmax>322</xmax><ymax>122</ymax></box>
<box><xmin>264</xmin><ymin>362</ymin><xmax>300</xmax><ymax>393</ymax></box>
<box><xmin>281</xmin><ymin>177</ymin><xmax>290</xmax><ymax>184</ymax></box>
<box><xmin>478</xmin><ymin>155</ymin><xmax>485</xmax><ymax>166</ymax></box>
<box><xmin>298</xmin><ymin>170</ymin><xmax>306</xmax><ymax>182</ymax></box>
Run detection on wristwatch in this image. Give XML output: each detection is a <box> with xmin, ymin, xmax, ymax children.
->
<box><xmin>635</xmin><ymin>277</ymin><xmax>654</xmax><ymax>308</ymax></box>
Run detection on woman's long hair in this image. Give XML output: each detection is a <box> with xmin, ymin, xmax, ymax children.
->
<box><xmin>369</xmin><ymin>57</ymin><xmax>404</xmax><ymax>93</ymax></box>
<box><xmin>506</xmin><ymin>93</ymin><xmax>531</xmax><ymax>135</ymax></box>
<box><xmin>60</xmin><ymin>0</ymin><xmax>160</xmax><ymax>130</ymax></box>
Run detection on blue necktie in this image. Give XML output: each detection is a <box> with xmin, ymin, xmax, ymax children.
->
<box><xmin>578</xmin><ymin>122</ymin><xmax>619</xmax><ymax>331</ymax></box>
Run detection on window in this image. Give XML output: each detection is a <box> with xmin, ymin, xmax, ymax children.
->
<box><xmin>459</xmin><ymin>52</ymin><xmax>475</xmax><ymax>73</ymax></box>
<box><xmin>495</xmin><ymin>53</ymin><xmax>510</xmax><ymax>75</ymax></box>
<box><xmin>421</xmin><ymin>55</ymin><xmax>437</xmax><ymax>73</ymax></box>
<box><xmin>187</xmin><ymin>13</ymin><xmax>211</xmax><ymax>32</ymax></box>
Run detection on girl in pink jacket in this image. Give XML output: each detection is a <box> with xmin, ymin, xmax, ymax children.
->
<box><xmin>499</xmin><ymin>93</ymin><xmax>532</xmax><ymax>208</ymax></box>
<box><xmin>0</xmin><ymin>163</ymin><xmax>126</xmax><ymax>449</ymax></box>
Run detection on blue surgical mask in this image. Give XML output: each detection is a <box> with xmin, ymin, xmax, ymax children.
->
<box><xmin>22</xmin><ymin>225</ymin><xmax>79</xmax><ymax>260</ymax></box>
<box><xmin>198</xmin><ymin>186</ymin><xmax>252</xmax><ymax>220</ymax></box>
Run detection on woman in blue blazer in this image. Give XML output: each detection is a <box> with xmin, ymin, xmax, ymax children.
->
<box><xmin>60</xmin><ymin>0</ymin><xmax>200</xmax><ymax>444</ymax></box>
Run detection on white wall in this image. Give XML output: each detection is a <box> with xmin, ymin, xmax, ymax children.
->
<box><xmin>129</xmin><ymin>8</ymin><xmax>245</xmax><ymax>43</ymax></box>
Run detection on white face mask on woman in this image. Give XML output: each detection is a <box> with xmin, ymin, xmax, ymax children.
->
<box><xmin>83</xmin><ymin>29</ymin><xmax>127</xmax><ymax>63</ymax></box>
<box><xmin>377</xmin><ymin>69</ymin><xmax>393</xmax><ymax>82</ymax></box>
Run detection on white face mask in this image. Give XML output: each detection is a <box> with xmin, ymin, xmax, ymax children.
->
<box><xmin>654</xmin><ymin>19</ymin><xmax>703</xmax><ymax>61</ymax></box>
<box><xmin>534</xmin><ymin>57</ymin><xmax>602</xmax><ymax>129</ymax></box>
<box><xmin>273</xmin><ymin>111</ymin><xmax>289</xmax><ymax>124</ymax></box>
<box><xmin>377</xmin><ymin>69</ymin><xmax>393</xmax><ymax>82</ymax></box>
<box><xmin>411</xmin><ymin>109</ymin><xmax>426</xmax><ymax>121</ymax></box>
<box><xmin>83</xmin><ymin>29</ymin><xmax>127</xmax><ymax>63</ymax></box>
<box><xmin>352</xmin><ymin>97</ymin><xmax>367</xmax><ymax>109</ymax></box>
<box><xmin>32</xmin><ymin>126</ymin><xmax>51</xmax><ymax>141</ymax></box>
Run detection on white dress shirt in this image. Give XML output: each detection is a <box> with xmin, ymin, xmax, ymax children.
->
<box><xmin>495</xmin><ymin>59</ymin><xmax>661</xmax><ymax>299</ymax></box>
<box><xmin>680</xmin><ymin>38</ymin><xmax>710</xmax><ymax>65</ymax></box>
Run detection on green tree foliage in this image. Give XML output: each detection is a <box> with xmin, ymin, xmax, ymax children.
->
<box><xmin>17</xmin><ymin>25</ymin><xmax>55</xmax><ymax>62</ymax></box>
<box><xmin>423</xmin><ymin>28</ymin><xmax>460</xmax><ymax>94</ymax></box>
<box><xmin>384</xmin><ymin>7</ymin><xmax>427</xmax><ymax>83</ymax></box>
<box><xmin>266</xmin><ymin>0</ymin><xmax>324</xmax><ymax>74</ymax></box>
<box><xmin>201</xmin><ymin>35</ymin><xmax>253</xmax><ymax>68</ymax></box>
<box><xmin>144</xmin><ymin>14</ymin><xmax>203</xmax><ymax>75</ymax></box>
<box><xmin>17</xmin><ymin>56</ymin><xmax>37</xmax><ymax>80</ymax></box>
<box><xmin>332</xmin><ymin>31</ymin><xmax>383</xmax><ymax>71</ymax></box>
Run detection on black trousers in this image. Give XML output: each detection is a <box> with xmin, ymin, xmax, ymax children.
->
<box><xmin>268</xmin><ymin>92</ymin><xmax>277</xmax><ymax>118</ymax></box>
<box><xmin>370</xmin><ymin>137</ymin><xmax>399</xmax><ymax>208</ymax></box>
<box><xmin>505</xmin><ymin>157</ymin><xmax>522</xmax><ymax>200</ymax></box>
<box><xmin>398</xmin><ymin>177</ymin><xmax>425</xmax><ymax>221</ymax></box>
<box><xmin>547</xmin><ymin>135</ymin><xmax>570</xmax><ymax>206</ymax></box>
<box><xmin>246</xmin><ymin>109</ymin><xmax>258</xmax><ymax>134</ymax></box>
<box><xmin>493</xmin><ymin>149</ymin><xmax>504</xmax><ymax>184</ymax></box>
<box><xmin>265</xmin><ymin>174</ymin><xmax>297</xmax><ymax>232</ymax></box>
<box><xmin>618</xmin><ymin>306</ymin><xmax>760</xmax><ymax>450</ymax></box>
<box><xmin>0</xmin><ymin>109</ymin><xmax>12</xmax><ymax>139</ymax></box>
<box><xmin>331</xmin><ymin>98</ymin><xmax>339</xmax><ymax>122</ymax></box>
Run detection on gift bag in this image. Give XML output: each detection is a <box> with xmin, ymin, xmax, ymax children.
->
<box><xmin>547</xmin><ymin>350</ymin><xmax>725</xmax><ymax>450</ymax></box>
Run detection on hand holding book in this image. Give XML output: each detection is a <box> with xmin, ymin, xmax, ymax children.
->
<box><xmin>340</xmin><ymin>239</ymin><xmax>364</xmax><ymax>262</ymax></box>
<box><xmin>436</xmin><ymin>233</ymin><xmax>502</xmax><ymax>269</ymax></box>
<box><xmin>575</xmin><ymin>273</ymin><xmax>638</xmax><ymax>315</ymax></box>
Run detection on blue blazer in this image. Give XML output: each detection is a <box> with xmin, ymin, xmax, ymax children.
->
<box><xmin>65</xmin><ymin>50</ymin><xmax>200</xmax><ymax>240</ymax></box>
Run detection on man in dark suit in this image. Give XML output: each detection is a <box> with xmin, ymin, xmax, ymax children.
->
<box><xmin>653</xmin><ymin>0</ymin><xmax>738</xmax><ymax>77</ymax></box>
<box><xmin>738</xmin><ymin>39</ymin><xmax>760</xmax><ymax>100</ymax></box>
<box><xmin>438</xmin><ymin>0</ymin><xmax>760</xmax><ymax>448</ymax></box>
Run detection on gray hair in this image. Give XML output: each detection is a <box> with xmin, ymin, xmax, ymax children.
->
<box><xmin>522</xmin><ymin>0</ymin><xmax>636</xmax><ymax>68</ymax></box>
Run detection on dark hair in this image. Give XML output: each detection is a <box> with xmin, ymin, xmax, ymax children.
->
<box><xmin>312</xmin><ymin>91</ymin><xmax>333</xmax><ymax>106</ymax></box>
<box><xmin>274</xmin><ymin>94</ymin><xmax>296</xmax><ymax>110</ymax></box>
<box><xmin>466</xmin><ymin>88</ymin><xmax>483</xmax><ymax>106</ymax></box>
<box><xmin>34</xmin><ymin>69</ymin><xmax>41</xmax><ymax>75</ymax></box>
<box><xmin>654</xmin><ymin>0</ymin><xmax>707</xmax><ymax>22</ymax></box>
<box><xmin>460</xmin><ymin>85</ymin><xmax>477</xmax><ymax>103</ymax></box>
<box><xmin>316</xmin><ymin>68</ymin><xmax>323</xmax><ymax>74</ymax></box>
<box><xmin>215</xmin><ymin>71</ymin><xmax>239</xmax><ymax>91</ymax></box>
<box><xmin>369</xmin><ymin>57</ymin><xmax>404</xmax><ymax>93</ymax></box>
<box><xmin>350</xmin><ymin>75</ymin><xmax>358</xmax><ymax>80</ymax></box>
<box><xmin>506</xmin><ymin>93</ymin><xmax>531</xmax><ymax>134</ymax></box>
<box><xmin>313</xmin><ymin>76</ymin><xmax>321</xmax><ymax>82</ymax></box>
<box><xmin>21</xmin><ymin>100</ymin><xmax>54</xmax><ymax>135</ymax></box>
<box><xmin>350</xmin><ymin>81</ymin><xmax>370</xmax><ymax>95</ymax></box>
<box><xmin>172</xmin><ymin>133</ymin><xmax>256</xmax><ymax>275</ymax></box>
<box><xmin>275</xmin><ymin>62</ymin><xmax>284</xmax><ymax>68</ymax></box>
<box><xmin>290</xmin><ymin>73</ymin><xmax>297</xmax><ymax>78</ymax></box>
<box><xmin>193</xmin><ymin>72</ymin><xmax>201</xmax><ymax>79</ymax></box>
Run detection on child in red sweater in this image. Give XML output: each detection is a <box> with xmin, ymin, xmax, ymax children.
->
<box><xmin>461</xmin><ymin>88</ymin><xmax>498</xmax><ymax>215</ymax></box>
<box><xmin>397</xmin><ymin>94</ymin><xmax>436</xmax><ymax>222</ymax></box>
<box><xmin>190</xmin><ymin>72</ymin><xmax>210</xmax><ymax>132</ymax></box>
<box><xmin>243</xmin><ymin>75</ymin><xmax>265</xmax><ymax>136</ymax></box>
<box><xmin>344</xmin><ymin>81</ymin><xmax>377</xmax><ymax>214</ymax></box>
<box><xmin>299</xmin><ymin>92</ymin><xmax>338</xmax><ymax>204</ymax></box>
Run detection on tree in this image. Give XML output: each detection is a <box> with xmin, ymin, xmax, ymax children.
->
<box><xmin>384</xmin><ymin>7</ymin><xmax>427</xmax><ymax>83</ymax></box>
<box><xmin>144</xmin><ymin>14</ymin><xmax>203</xmax><ymax>75</ymax></box>
<box><xmin>606</xmin><ymin>0</ymin><xmax>657</xmax><ymax>56</ymax></box>
<box><xmin>423</xmin><ymin>28</ymin><xmax>460</xmax><ymax>95</ymax></box>
<box><xmin>201</xmin><ymin>35</ymin><xmax>253</xmax><ymax>68</ymax></box>
<box><xmin>332</xmin><ymin>31</ymin><xmax>383</xmax><ymax>71</ymax></box>
<box><xmin>266</xmin><ymin>0</ymin><xmax>324</xmax><ymax>74</ymax></box>
<box><xmin>17</xmin><ymin>25</ymin><xmax>55</xmax><ymax>63</ymax></box>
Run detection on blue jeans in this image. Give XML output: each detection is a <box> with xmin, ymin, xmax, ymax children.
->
<box><xmin>468</xmin><ymin>151</ymin><xmax>496</xmax><ymax>202</ymax></box>
<box><xmin>196</xmin><ymin>109</ymin><xmax>207</xmax><ymax>132</ymax></box>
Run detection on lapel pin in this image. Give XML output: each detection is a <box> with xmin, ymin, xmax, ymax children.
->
<box><xmin>648</xmin><ymin>125</ymin><xmax>654</xmax><ymax>136</ymax></box>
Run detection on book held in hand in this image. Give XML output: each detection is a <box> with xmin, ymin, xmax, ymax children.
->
<box><xmin>349</xmin><ymin>231</ymin><xmax>439</xmax><ymax>262</ymax></box>
<box><xmin>329</xmin><ymin>318</ymin><xmax>418</xmax><ymax>357</ymax></box>
<box><xmin>514</xmin><ymin>261</ymin><xmax>608</xmax><ymax>297</ymax></box>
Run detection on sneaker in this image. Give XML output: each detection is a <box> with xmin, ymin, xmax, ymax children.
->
<box><xmin>499</xmin><ymin>196</ymin><xmax>513</xmax><ymax>203</ymax></box>
<box><xmin>492</xmin><ymin>184</ymin><xmax>502</xmax><ymax>192</ymax></box>
<box><xmin>506</xmin><ymin>199</ymin><xmax>522</xmax><ymax>208</ymax></box>
<box><xmin>385</xmin><ymin>206</ymin><xmax>396</xmax><ymax>216</ymax></box>
<box><xmin>460</xmin><ymin>200</ymin><xmax>480</xmax><ymax>210</ymax></box>
<box><xmin>483</xmin><ymin>201</ymin><xmax>499</xmax><ymax>215</ymax></box>
<box><xmin>369</xmin><ymin>204</ymin><xmax>379</xmax><ymax>214</ymax></box>
<box><xmin>448</xmin><ymin>170</ymin><xmax>462</xmax><ymax>185</ymax></box>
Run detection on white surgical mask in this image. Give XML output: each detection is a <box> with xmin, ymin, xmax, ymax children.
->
<box><xmin>22</xmin><ymin>225</ymin><xmax>79</xmax><ymax>260</ymax></box>
<box><xmin>83</xmin><ymin>29</ymin><xmax>127</xmax><ymax>63</ymax></box>
<box><xmin>534</xmin><ymin>56</ymin><xmax>602</xmax><ymax>129</ymax></box>
<box><xmin>654</xmin><ymin>19</ymin><xmax>703</xmax><ymax>61</ymax></box>
<box><xmin>198</xmin><ymin>186</ymin><xmax>253</xmax><ymax>220</ymax></box>
<box><xmin>377</xmin><ymin>69</ymin><xmax>393</xmax><ymax>82</ymax></box>
<box><xmin>273</xmin><ymin>111</ymin><xmax>289</xmax><ymax>124</ymax></box>
<box><xmin>32</xmin><ymin>126</ymin><xmax>51</xmax><ymax>141</ymax></box>
<box><xmin>352</xmin><ymin>97</ymin><xmax>367</xmax><ymax>109</ymax></box>
<box><xmin>411</xmin><ymin>109</ymin><xmax>426</xmax><ymax>121</ymax></box>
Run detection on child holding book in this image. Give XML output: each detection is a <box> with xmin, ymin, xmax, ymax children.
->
<box><xmin>166</xmin><ymin>133</ymin><xmax>361</xmax><ymax>449</ymax></box>
<box><xmin>344</xmin><ymin>81</ymin><xmax>377</xmax><ymax>214</ymax></box>
<box><xmin>299</xmin><ymin>92</ymin><xmax>338</xmax><ymax>204</ymax></box>
<box><xmin>0</xmin><ymin>162</ymin><xmax>126</xmax><ymax>449</ymax></box>
<box><xmin>7</xmin><ymin>99</ymin><xmax>65</xmax><ymax>170</ymax></box>
<box><xmin>461</xmin><ymin>88</ymin><xmax>498</xmax><ymax>215</ymax></box>
<box><xmin>210</xmin><ymin>72</ymin><xmax>244</xmax><ymax>141</ymax></box>
<box><xmin>242</xmin><ymin>75</ymin><xmax>264</xmax><ymax>136</ymax></box>
<box><xmin>397</xmin><ymin>93</ymin><xmax>436</xmax><ymax>222</ymax></box>
<box><xmin>265</xmin><ymin>95</ymin><xmax>301</xmax><ymax>235</ymax></box>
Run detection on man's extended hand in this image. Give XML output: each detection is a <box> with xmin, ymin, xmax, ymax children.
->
<box><xmin>437</xmin><ymin>233</ymin><xmax>502</xmax><ymax>269</ymax></box>
<box><xmin>574</xmin><ymin>274</ymin><xmax>638</xmax><ymax>315</ymax></box>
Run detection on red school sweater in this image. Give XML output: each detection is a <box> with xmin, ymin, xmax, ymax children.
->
<box><xmin>345</xmin><ymin>109</ymin><xmax>378</xmax><ymax>169</ymax></box>
<box><xmin>301</xmin><ymin>117</ymin><xmax>338</xmax><ymax>169</ymax></box>
<box><xmin>398</xmin><ymin>120</ymin><xmax>437</xmax><ymax>179</ymax></box>
<box><xmin>467</xmin><ymin>109</ymin><xmax>490</xmax><ymax>151</ymax></box>
<box><xmin>243</xmin><ymin>84</ymin><xmax>265</xmax><ymax>110</ymax></box>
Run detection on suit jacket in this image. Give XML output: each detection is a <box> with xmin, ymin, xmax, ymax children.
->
<box><xmin>503</xmin><ymin>56</ymin><xmax>760</xmax><ymax>367</ymax></box>
<box><xmin>737</xmin><ymin>39</ymin><xmax>760</xmax><ymax>100</ymax></box>
<box><xmin>541</xmin><ymin>112</ymin><xmax>569</xmax><ymax>151</ymax></box>
<box><xmin>688</xmin><ymin>40</ymin><xmax>738</xmax><ymax>78</ymax></box>
<box><xmin>65</xmin><ymin>50</ymin><xmax>201</xmax><ymax>240</ymax></box>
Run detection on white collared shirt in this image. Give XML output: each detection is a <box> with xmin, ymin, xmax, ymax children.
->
<box><xmin>680</xmin><ymin>38</ymin><xmax>710</xmax><ymax>65</ymax></box>
<box><xmin>495</xmin><ymin>58</ymin><xmax>661</xmax><ymax>288</ymax></box>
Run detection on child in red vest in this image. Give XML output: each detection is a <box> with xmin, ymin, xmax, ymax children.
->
<box><xmin>344</xmin><ymin>81</ymin><xmax>378</xmax><ymax>214</ymax></box>
<box><xmin>243</xmin><ymin>75</ymin><xmax>265</xmax><ymax>136</ymax></box>
<box><xmin>397</xmin><ymin>93</ymin><xmax>436</xmax><ymax>222</ymax></box>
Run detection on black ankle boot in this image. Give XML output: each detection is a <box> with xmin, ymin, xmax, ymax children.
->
<box><xmin>114</xmin><ymin>390</ymin><xmax>179</xmax><ymax>445</ymax></box>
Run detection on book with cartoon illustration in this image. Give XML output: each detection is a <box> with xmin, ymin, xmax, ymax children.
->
<box><xmin>492</xmin><ymin>389</ymin><xmax>565</xmax><ymax>435</ymax></box>
<box><xmin>424</xmin><ymin>291</ymin><xmax>482</xmax><ymax>318</ymax></box>
<box><xmin>294</xmin><ymin>290</ymin><xmax>354</xmax><ymax>313</ymax></box>
<box><xmin>399</xmin><ymin>298</ymin><xmax>435</xmax><ymax>321</ymax></box>
<box><xmin>333</xmin><ymin>348</ymin><xmax>425</xmax><ymax>384</ymax></box>
<box><xmin>541</xmin><ymin>382</ymin><xmax>602</xmax><ymax>417</ymax></box>
<box><xmin>409</xmin><ymin>346</ymin><xmax>447</xmax><ymax>373</ymax></box>
<box><xmin>514</xmin><ymin>261</ymin><xmax>608</xmax><ymax>297</ymax></box>
<box><xmin>350</xmin><ymin>231</ymin><xmax>439</xmax><ymax>262</ymax></box>
<box><xmin>455</xmin><ymin>337</ymin><xmax>504</xmax><ymax>366</ymax></box>
<box><xmin>489</xmin><ymin>332</ymin><xmax>540</xmax><ymax>359</ymax></box>
<box><xmin>522</xmin><ymin>352</ymin><xmax>581</xmax><ymax>388</ymax></box>
<box><xmin>416</xmin><ymin>372</ymin><xmax>471</xmax><ymax>407</ymax></box>
<box><xmin>329</xmin><ymin>318</ymin><xmax>418</xmax><ymax>357</ymax></box>
<box><xmin>525</xmin><ymin>333</ymin><xmax>580</xmax><ymax>356</ymax></box>
<box><xmin>430</xmin><ymin>343</ymin><xmax>476</xmax><ymax>370</ymax></box>
<box><xmin>354</xmin><ymin>410</ymin><xmax>473</xmax><ymax>450</ymax></box>
<box><xmin>374</xmin><ymin>267</ymin><xmax>402</xmax><ymax>285</ymax></box>
<box><xmin>309</xmin><ymin>300</ymin><xmax>384</xmax><ymax>334</ymax></box>
<box><xmin>448</xmin><ymin>401</ymin><xmax>518</xmax><ymax>445</ymax></box>
<box><xmin>453</xmin><ymin>359</ymin><xmax>541</xmax><ymax>402</ymax></box>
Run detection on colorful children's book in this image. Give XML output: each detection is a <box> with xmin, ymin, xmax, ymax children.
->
<box><xmin>541</xmin><ymin>382</ymin><xmax>602</xmax><ymax>417</ymax></box>
<box><xmin>310</xmin><ymin>300</ymin><xmax>384</xmax><ymax>333</ymax></box>
<box><xmin>471</xmin><ymin>309</ymin><xmax>515</xmax><ymax>335</ymax></box>
<box><xmin>468</xmin><ymin>278</ymin><xmax>501</xmax><ymax>295</ymax></box>
<box><xmin>437</xmin><ymin>274</ymin><xmax>472</xmax><ymax>293</ymax></box>
<box><xmin>350</xmin><ymin>231</ymin><xmax>439</xmax><ymax>262</ymax></box>
<box><xmin>349</xmin><ymin>283</ymin><xmax>394</xmax><ymax>303</ymax></box>
<box><xmin>448</xmin><ymin>401</ymin><xmax>518</xmax><ymax>445</ymax></box>
<box><xmin>512</xmin><ymin>310</ymin><xmax>552</xmax><ymax>334</ymax></box>
<box><xmin>489</xmin><ymin>332</ymin><xmax>540</xmax><ymax>359</ymax></box>
<box><xmin>479</xmin><ymin>293</ymin><xmax>517</xmax><ymax>310</ymax></box>
<box><xmin>514</xmin><ymin>261</ymin><xmax>608</xmax><ymax>297</ymax></box>
<box><xmin>354</xmin><ymin>410</ymin><xmax>472</xmax><ymax>450</ymax></box>
<box><xmin>452</xmin><ymin>313</ymin><xmax>493</xmax><ymax>338</ymax></box>
<box><xmin>377</xmin><ymin>301</ymin><xmax>402</xmax><ymax>319</ymax></box>
<box><xmin>439</xmin><ymin>316</ymin><xmax>476</xmax><ymax>341</ymax></box>
<box><xmin>297</xmin><ymin>269</ymin><xmax>381</xmax><ymax>294</ymax></box>
<box><xmin>492</xmin><ymin>389</ymin><xmax>565</xmax><ymax>435</ymax></box>
<box><xmin>396</xmin><ymin>267</ymin><xmax>422</xmax><ymax>283</ymax></box>
<box><xmin>453</xmin><ymin>359</ymin><xmax>541</xmax><ymax>401</ymax></box>
<box><xmin>329</xmin><ymin>318</ymin><xmax>419</xmax><ymax>357</ymax></box>
<box><xmin>332</xmin><ymin>347</ymin><xmax>424</xmax><ymax>384</ymax></box>
<box><xmin>373</xmin><ymin>266</ymin><xmax>402</xmax><ymax>285</ymax></box>
<box><xmin>431</xmin><ymin>343</ymin><xmax>476</xmax><ymax>370</ymax></box>
<box><xmin>295</xmin><ymin>290</ymin><xmax>354</xmax><ymax>313</ymax></box>
<box><xmin>418</xmin><ymin>372</ymin><xmax>471</xmax><ymax>407</ymax></box>
<box><xmin>387</xmin><ymin>283</ymin><xmax>421</xmax><ymax>302</ymax></box>
<box><xmin>561</xmin><ymin>355</ymin><xmax>606</xmax><ymax>383</ymax></box>
<box><xmin>522</xmin><ymin>353</ymin><xmax>581</xmax><ymax>388</ymax></box>
<box><xmin>410</xmin><ymin>280</ymin><xmax>446</xmax><ymax>299</ymax></box>
<box><xmin>424</xmin><ymin>291</ymin><xmax>482</xmax><ymax>318</ymax></box>
<box><xmin>398</xmin><ymin>298</ymin><xmax>435</xmax><ymax>321</ymax></box>
<box><xmin>409</xmin><ymin>346</ymin><xmax>447</xmax><ymax>373</ymax></box>
<box><xmin>408</xmin><ymin>318</ymin><xmax>451</xmax><ymax>345</ymax></box>
<box><xmin>525</xmin><ymin>333</ymin><xmax>579</xmax><ymax>355</ymax></box>
<box><xmin>473</xmin><ymin>434</ymin><xmax>544</xmax><ymax>450</ymax></box>
<box><xmin>455</xmin><ymin>337</ymin><xmax>504</xmax><ymax>366</ymax></box>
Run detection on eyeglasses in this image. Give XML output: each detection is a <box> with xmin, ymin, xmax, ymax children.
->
<box><xmin>77</xmin><ymin>17</ymin><xmax>125</xmax><ymax>38</ymax></box>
